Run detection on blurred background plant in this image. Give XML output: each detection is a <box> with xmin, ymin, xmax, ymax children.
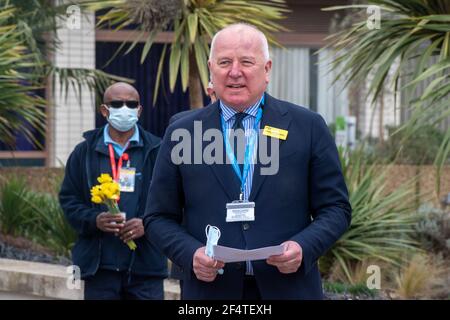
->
<box><xmin>415</xmin><ymin>203</ymin><xmax>450</xmax><ymax>256</ymax></box>
<box><xmin>319</xmin><ymin>145</ymin><xmax>450</xmax><ymax>299</ymax></box>
<box><xmin>394</xmin><ymin>253</ymin><xmax>448</xmax><ymax>299</ymax></box>
<box><xmin>0</xmin><ymin>173</ymin><xmax>74</xmax><ymax>258</ymax></box>
<box><xmin>369</xmin><ymin>125</ymin><xmax>447</xmax><ymax>165</ymax></box>
<box><xmin>319</xmin><ymin>148</ymin><xmax>420</xmax><ymax>283</ymax></box>
<box><xmin>0</xmin><ymin>0</ymin><xmax>129</xmax><ymax>149</ymax></box>
<box><xmin>24</xmin><ymin>192</ymin><xmax>76</xmax><ymax>257</ymax></box>
<box><xmin>324</xmin><ymin>0</ymin><xmax>450</xmax><ymax>192</ymax></box>
<box><xmin>0</xmin><ymin>3</ymin><xmax>46</xmax><ymax>148</ymax></box>
<box><xmin>323</xmin><ymin>280</ymin><xmax>378</xmax><ymax>299</ymax></box>
<box><xmin>0</xmin><ymin>177</ymin><xmax>34</xmax><ymax>236</ymax></box>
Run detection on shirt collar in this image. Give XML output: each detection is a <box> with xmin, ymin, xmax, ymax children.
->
<box><xmin>103</xmin><ymin>124</ymin><xmax>140</xmax><ymax>146</ymax></box>
<box><xmin>219</xmin><ymin>94</ymin><xmax>264</xmax><ymax>122</ymax></box>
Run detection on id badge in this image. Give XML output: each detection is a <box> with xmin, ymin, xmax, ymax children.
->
<box><xmin>118</xmin><ymin>167</ymin><xmax>136</xmax><ymax>192</ymax></box>
<box><xmin>226</xmin><ymin>201</ymin><xmax>255</xmax><ymax>222</ymax></box>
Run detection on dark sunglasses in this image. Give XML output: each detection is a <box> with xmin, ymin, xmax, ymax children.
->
<box><xmin>106</xmin><ymin>100</ymin><xmax>139</xmax><ymax>109</ymax></box>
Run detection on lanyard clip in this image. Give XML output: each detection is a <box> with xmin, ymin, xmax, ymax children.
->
<box><xmin>239</xmin><ymin>192</ymin><xmax>243</xmax><ymax>201</ymax></box>
<box><xmin>122</xmin><ymin>152</ymin><xmax>130</xmax><ymax>168</ymax></box>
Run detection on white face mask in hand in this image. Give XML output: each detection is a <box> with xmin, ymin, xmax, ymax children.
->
<box><xmin>106</xmin><ymin>105</ymin><xmax>138</xmax><ymax>132</ymax></box>
<box><xmin>205</xmin><ymin>225</ymin><xmax>224</xmax><ymax>274</ymax></box>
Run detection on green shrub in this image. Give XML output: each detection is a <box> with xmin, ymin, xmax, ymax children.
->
<box><xmin>348</xmin><ymin>283</ymin><xmax>377</xmax><ymax>297</ymax></box>
<box><xmin>23</xmin><ymin>192</ymin><xmax>76</xmax><ymax>257</ymax></box>
<box><xmin>323</xmin><ymin>281</ymin><xmax>378</xmax><ymax>298</ymax></box>
<box><xmin>415</xmin><ymin>203</ymin><xmax>450</xmax><ymax>256</ymax></box>
<box><xmin>373</xmin><ymin>125</ymin><xmax>447</xmax><ymax>165</ymax></box>
<box><xmin>320</xmin><ymin>148</ymin><xmax>420</xmax><ymax>282</ymax></box>
<box><xmin>0</xmin><ymin>174</ymin><xmax>75</xmax><ymax>257</ymax></box>
<box><xmin>0</xmin><ymin>177</ymin><xmax>35</xmax><ymax>236</ymax></box>
<box><xmin>323</xmin><ymin>281</ymin><xmax>346</xmax><ymax>294</ymax></box>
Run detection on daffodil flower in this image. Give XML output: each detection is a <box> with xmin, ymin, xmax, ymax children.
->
<box><xmin>90</xmin><ymin>173</ymin><xmax>137</xmax><ymax>250</ymax></box>
<box><xmin>97</xmin><ymin>173</ymin><xmax>113</xmax><ymax>184</ymax></box>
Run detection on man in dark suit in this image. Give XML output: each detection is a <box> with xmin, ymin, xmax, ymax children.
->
<box><xmin>144</xmin><ymin>23</ymin><xmax>351</xmax><ymax>299</ymax></box>
<box><xmin>168</xmin><ymin>81</ymin><xmax>217</xmax><ymax>298</ymax></box>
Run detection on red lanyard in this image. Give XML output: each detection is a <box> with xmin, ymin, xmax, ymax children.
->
<box><xmin>108</xmin><ymin>144</ymin><xmax>129</xmax><ymax>182</ymax></box>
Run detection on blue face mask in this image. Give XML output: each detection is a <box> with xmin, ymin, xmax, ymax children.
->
<box><xmin>106</xmin><ymin>105</ymin><xmax>139</xmax><ymax>132</ymax></box>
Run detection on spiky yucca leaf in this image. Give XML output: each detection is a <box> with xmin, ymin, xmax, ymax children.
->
<box><xmin>0</xmin><ymin>5</ymin><xmax>46</xmax><ymax>147</ymax></box>
<box><xmin>320</xmin><ymin>148</ymin><xmax>420</xmax><ymax>282</ymax></box>
<box><xmin>0</xmin><ymin>0</ymin><xmax>129</xmax><ymax>147</ymax></box>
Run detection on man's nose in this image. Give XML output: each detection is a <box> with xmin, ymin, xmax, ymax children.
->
<box><xmin>229</xmin><ymin>61</ymin><xmax>242</xmax><ymax>78</ymax></box>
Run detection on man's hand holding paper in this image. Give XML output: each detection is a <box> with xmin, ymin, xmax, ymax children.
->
<box><xmin>266</xmin><ymin>240</ymin><xmax>303</xmax><ymax>274</ymax></box>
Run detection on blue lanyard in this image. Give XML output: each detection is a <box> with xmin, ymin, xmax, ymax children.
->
<box><xmin>221</xmin><ymin>108</ymin><xmax>263</xmax><ymax>199</ymax></box>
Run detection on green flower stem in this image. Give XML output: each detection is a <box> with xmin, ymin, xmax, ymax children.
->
<box><xmin>106</xmin><ymin>200</ymin><xmax>137</xmax><ymax>251</ymax></box>
<box><xmin>126</xmin><ymin>240</ymin><xmax>137</xmax><ymax>250</ymax></box>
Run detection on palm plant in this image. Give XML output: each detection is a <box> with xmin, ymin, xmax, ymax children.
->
<box><xmin>320</xmin><ymin>148</ymin><xmax>420</xmax><ymax>282</ymax></box>
<box><xmin>84</xmin><ymin>0</ymin><xmax>289</xmax><ymax>107</ymax></box>
<box><xmin>8</xmin><ymin>0</ymin><xmax>130</xmax><ymax>98</ymax></box>
<box><xmin>0</xmin><ymin>0</ymin><xmax>129</xmax><ymax>148</ymax></box>
<box><xmin>0</xmin><ymin>5</ymin><xmax>46</xmax><ymax>147</ymax></box>
<box><xmin>323</xmin><ymin>0</ymin><xmax>450</xmax><ymax>190</ymax></box>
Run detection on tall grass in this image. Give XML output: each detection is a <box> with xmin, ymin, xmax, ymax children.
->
<box><xmin>395</xmin><ymin>253</ymin><xmax>448</xmax><ymax>299</ymax></box>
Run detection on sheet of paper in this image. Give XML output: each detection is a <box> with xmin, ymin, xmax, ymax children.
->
<box><xmin>213</xmin><ymin>244</ymin><xmax>285</xmax><ymax>263</ymax></box>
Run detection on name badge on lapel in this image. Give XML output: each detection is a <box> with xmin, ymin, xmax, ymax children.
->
<box><xmin>263</xmin><ymin>125</ymin><xmax>288</xmax><ymax>140</ymax></box>
<box><xmin>119</xmin><ymin>167</ymin><xmax>136</xmax><ymax>192</ymax></box>
<box><xmin>226</xmin><ymin>201</ymin><xmax>255</xmax><ymax>222</ymax></box>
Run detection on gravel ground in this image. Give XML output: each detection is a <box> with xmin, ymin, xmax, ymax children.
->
<box><xmin>323</xmin><ymin>291</ymin><xmax>384</xmax><ymax>300</ymax></box>
<box><xmin>0</xmin><ymin>238</ymin><xmax>71</xmax><ymax>266</ymax></box>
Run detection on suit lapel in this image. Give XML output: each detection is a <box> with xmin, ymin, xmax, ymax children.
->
<box><xmin>200</xmin><ymin>103</ymin><xmax>241</xmax><ymax>201</ymax></box>
<box><xmin>249</xmin><ymin>94</ymin><xmax>292</xmax><ymax>201</ymax></box>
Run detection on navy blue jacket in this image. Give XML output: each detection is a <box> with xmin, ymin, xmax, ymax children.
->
<box><xmin>144</xmin><ymin>94</ymin><xmax>351</xmax><ymax>299</ymax></box>
<box><xmin>59</xmin><ymin>125</ymin><xmax>167</xmax><ymax>279</ymax></box>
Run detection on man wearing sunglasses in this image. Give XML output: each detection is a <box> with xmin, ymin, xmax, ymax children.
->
<box><xmin>59</xmin><ymin>82</ymin><xmax>167</xmax><ymax>300</ymax></box>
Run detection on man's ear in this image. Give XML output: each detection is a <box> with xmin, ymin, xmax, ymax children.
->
<box><xmin>264</xmin><ymin>60</ymin><xmax>272</xmax><ymax>83</ymax></box>
<box><xmin>137</xmin><ymin>105</ymin><xmax>142</xmax><ymax>117</ymax></box>
<box><xmin>100</xmin><ymin>104</ymin><xmax>109</xmax><ymax>118</ymax></box>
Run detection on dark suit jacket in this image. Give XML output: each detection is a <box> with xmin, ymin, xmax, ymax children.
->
<box><xmin>168</xmin><ymin>107</ymin><xmax>205</xmax><ymax>281</ymax></box>
<box><xmin>144</xmin><ymin>94</ymin><xmax>351</xmax><ymax>299</ymax></box>
<box><xmin>169</xmin><ymin>108</ymin><xmax>201</xmax><ymax>125</ymax></box>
